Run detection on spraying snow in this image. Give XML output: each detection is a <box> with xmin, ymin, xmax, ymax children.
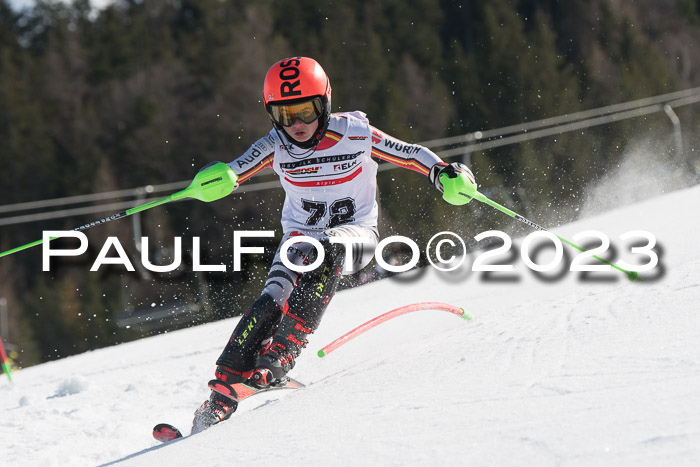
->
<box><xmin>1</xmin><ymin>185</ymin><xmax>700</xmax><ymax>466</ymax></box>
<box><xmin>580</xmin><ymin>135</ymin><xmax>693</xmax><ymax>218</ymax></box>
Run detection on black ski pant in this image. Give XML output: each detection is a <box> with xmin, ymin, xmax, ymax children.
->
<box><xmin>215</xmin><ymin>225</ymin><xmax>378</xmax><ymax>381</ymax></box>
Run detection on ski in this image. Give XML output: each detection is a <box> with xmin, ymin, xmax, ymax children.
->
<box><xmin>152</xmin><ymin>376</ymin><xmax>305</xmax><ymax>443</ymax></box>
<box><xmin>153</xmin><ymin>423</ymin><xmax>183</xmax><ymax>443</ymax></box>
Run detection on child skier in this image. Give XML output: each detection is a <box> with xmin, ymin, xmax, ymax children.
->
<box><xmin>192</xmin><ymin>57</ymin><xmax>476</xmax><ymax>432</ymax></box>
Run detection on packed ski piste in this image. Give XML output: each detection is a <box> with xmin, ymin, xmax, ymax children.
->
<box><xmin>5</xmin><ymin>56</ymin><xmax>690</xmax><ymax>465</ymax></box>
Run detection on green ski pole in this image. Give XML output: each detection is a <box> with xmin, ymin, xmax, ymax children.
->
<box><xmin>439</xmin><ymin>172</ymin><xmax>639</xmax><ymax>281</ymax></box>
<box><xmin>475</xmin><ymin>191</ymin><xmax>639</xmax><ymax>281</ymax></box>
<box><xmin>0</xmin><ymin>162</ymin><xmax>238</xmax><ymax>259</ymax></box>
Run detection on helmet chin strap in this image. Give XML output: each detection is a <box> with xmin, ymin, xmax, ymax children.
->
<box><xmin>272</xmin><ymin>122</ymin><xmax>323</xmax><ymax>159</ymax></box>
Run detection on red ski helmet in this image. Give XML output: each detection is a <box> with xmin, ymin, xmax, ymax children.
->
<box><xmin>263</xmin><ymin>57</ymin><xmax>332</xmax><ymax>149</ymax></box>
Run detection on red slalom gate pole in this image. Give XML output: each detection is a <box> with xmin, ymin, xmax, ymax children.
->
<box><xmin>0</xmin><ymin>338</ymin><xmax>12</xmax><ymax>383</ymax></box>
<box><xmin>317</xmin><ymin>302</ymin><xmax>472</xmax><ymax>358</ymax></box>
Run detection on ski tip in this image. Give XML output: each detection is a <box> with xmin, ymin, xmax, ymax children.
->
<box><xmin>208</xmin><ymin>379</ymin><xmax>241</xmax><ymax>401</ymax></box>
<box><xmin>153</xmin><ymin>423</ymin><xmax>183</xmax><ymax>443</ymax></box>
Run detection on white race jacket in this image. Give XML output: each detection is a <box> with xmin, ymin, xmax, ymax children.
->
<box><xmin>228</xmin><ymin>111</ymin><xmax>444</xmax><ymax>232</ymax></box>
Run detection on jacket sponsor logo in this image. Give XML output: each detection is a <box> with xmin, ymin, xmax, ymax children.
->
<box><xmin>279</xmin><ymin>151</ymin><xmax>364</xmax><ymax>169</ymax></box>
<box><xmin>236</xmin><ymin>148</ymin><xmax>264</xmax><ymax>169</ymax></box>
<box><xmin>333</xmin><ymin>160</ymin><xmax>359</xmax><ymax>171</ymax></box>
<box><xmin>236</xmin><ymin>137</ymin><xmax>273</xmax><ymax>170</ymax></box>
<box><xmin>371</xmin><ymin>129</ymin><xmax>383</xmax><ymax>145</ymax></box>
<box><xmin>286</xmin><ymin>166</ymin><xmax>320</xmax><ymax>176</ymax></box>
<box><xmin>257</xmin><ymin>135</ymin><xmax>275</xmax><ymax>153</ymax></box>
<box><xmin>348</xmin><ymin>135</ymin><xmax>367</xmax><ymax>140</ymax></box>
<box><xmin>383</xmin><ymin>139</ymin><xmax>420</xmax><ymax>155</ymax></box>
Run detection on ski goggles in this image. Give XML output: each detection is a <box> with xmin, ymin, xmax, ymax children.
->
<box><xmin>269</xmin><ymin>97</ymin><xmax>323</xmax><ymax>127</ymax></box>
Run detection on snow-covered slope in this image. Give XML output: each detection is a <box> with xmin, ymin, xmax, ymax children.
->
<box><xmin>2</xmin><ymin>186</ymin><xmax>700</xmax><ymax>467</ymax></box>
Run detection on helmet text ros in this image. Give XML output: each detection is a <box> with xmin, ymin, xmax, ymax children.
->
<box><xmin>278</xmin><ymin>58</ymin><xmax>302</xmax><ymax>98</ymax></box>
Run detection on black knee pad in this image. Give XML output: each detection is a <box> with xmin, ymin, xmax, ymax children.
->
<box><xmin>216</xmin><ymin>293</ymin><xmax>282</xmax><ymax>375</ymax></box>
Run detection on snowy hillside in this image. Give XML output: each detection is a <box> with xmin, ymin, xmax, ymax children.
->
<box><xmin>2</xmin><ymin>185</ymin><xmax>700</xmax><ymax>466</ymax></box>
